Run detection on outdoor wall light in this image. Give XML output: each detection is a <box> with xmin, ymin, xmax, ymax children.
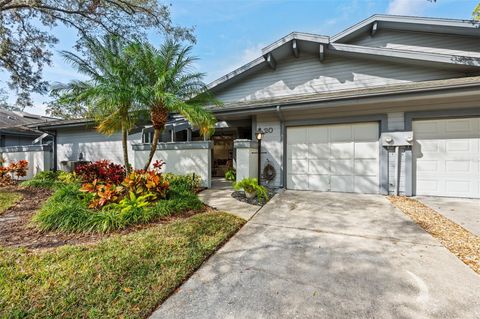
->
<box><xmin>255</xmin><ymin>128</ymin><xmax>264</xmax><ymax>141</ymax></box>
<box><xmin>255</xmin><ymin>128</ymin><xmax>264</xmax><ymax>185</ymax></box>
<box><xmin>384</xmin><ymin>136</ymin><xmax>393</xmax><ymax>144</ymax></box>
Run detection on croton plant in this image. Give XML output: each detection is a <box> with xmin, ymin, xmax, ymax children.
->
<box><xmin>80</xmin><ymin>160</ymin><xmax>169</xmax><ymax>209</ymax></box>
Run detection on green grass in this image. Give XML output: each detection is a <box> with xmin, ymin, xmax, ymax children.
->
<box><xmin>33</xmin><ymin>182</ymin><xmax>204</xmax><ymax>233</ymax></box>
<box><xmin>0</xmin><ymin>191</ymin><xmax>22</xmax><ymax>215</ymax></box>
<box><xmin>0</xmin><ymin>212</ymin><xmax>245</xmax><ymax>319</ymax></box>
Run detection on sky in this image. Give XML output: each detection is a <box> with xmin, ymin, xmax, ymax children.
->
<box><xmin>2</xmin><ymin>0</ymin><xmax>479</xmax><ymax>115</ymax></box>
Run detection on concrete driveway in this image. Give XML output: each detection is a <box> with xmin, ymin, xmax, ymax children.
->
<box><xmin>416</xmin><ymin>196</ymin><xmax>480</xmax><ymax>236</ymax></box>
<box><xmin>151</xmin><ymin>191</ymin><xmax>480</xmax><ymax>319</ymax></box>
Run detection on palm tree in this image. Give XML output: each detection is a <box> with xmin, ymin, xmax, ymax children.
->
<box><xmin>127</xmin><ymin>40</ymin><xmax>219</xmax><ymax>170</ymax></box>
<box><xmin>53</xmin><ymin>37</ymin><xmax>143</xmax><ymax>171</ymax></box>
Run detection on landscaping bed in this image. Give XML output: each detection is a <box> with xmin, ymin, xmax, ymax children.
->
<box><xmin>0</xmin><ymin>187</ymin><xmax>23</xmax><ymax>215</ymax></box>
<box><xmin>389</xmin><ymin>196</ymin><xmax>480</xmax><ymax>275</ymax></box>
<box><xmin>231</xmin><ymin>188</ymin><xmax>276</xmax><ymax>206</ymax></box>
<box><xmin>0</xmin><ymin>212</ymin><xmax>245</xmax><ymax>319</ymax></box>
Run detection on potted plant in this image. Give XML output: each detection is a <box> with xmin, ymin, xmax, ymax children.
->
<box><xmin>233</xmin><ymin>177</ymin><xmax>269</xmax><ymax>203</ymax></box>
<box><xmin>225</xmin><ymin>168</ymin><xmax>236</xmax><ymax>181</ymax></box>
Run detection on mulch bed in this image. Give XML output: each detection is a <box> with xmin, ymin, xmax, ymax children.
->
<box><xmin>389</xmin><ymin>196</ymin><xmax>480</xmax><ymax>275</ymax></box>
<box><xmin>0</xmin><ymin>185</ymin><xmax>206</xmax><ymax>250</ymax></box>
<box><xmin>231</xmin><ymin>188</ymin><xmax>276</xmax><ymax>206</ymax></box>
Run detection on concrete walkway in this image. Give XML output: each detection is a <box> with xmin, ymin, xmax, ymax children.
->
<box><xmin>198</xmin><ymin>186</ymin><xmax>261</xmax><ymax>220</ymax></box>
<box><xmin>416</xmin><ymin>196</ymin><xmax>480</xmax><ymax>236</ymax></box>
<box><xmin>151</xmin><ymin>191</ymin><xmax>480</xmax><ymax>319</ymax></box>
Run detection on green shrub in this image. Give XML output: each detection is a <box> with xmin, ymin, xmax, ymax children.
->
<box><xmin>20</xmin><ymin>171</ymin><xmax>80</xmax><ymax>189</ymax></box>
<box><xmin>234</xmin><ymin>177</ymin><xmax>269</xmax><ymax>204</ymax></box>
<box><xmin>225</xmin><ymin>168</ymin><xmax>236</xmax><ymax>181</ymax></box>
<box><xmin>164</xmin><ymin>173</ymin><xmax>202</xmax><ymax>194</ymax></box>
<box><xmin>34</xmin><ymin>177</ymin><xmax>204</xmax><ymax>233</ymax></box>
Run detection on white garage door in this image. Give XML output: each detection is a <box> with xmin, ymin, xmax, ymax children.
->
<box><xmin>413</xmin><ymin>117</ymin><xmax>480</xmax><ymax>198</ymax></box>
<box><xmin>286</xmin><ymin>122</ymin><xmax>379</xmax><ymax>193</ymax></box>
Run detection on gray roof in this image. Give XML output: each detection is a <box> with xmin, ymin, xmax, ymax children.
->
<box><xmin>0</xmin><ymin>109</ymin><xmax>56</xmax><ymax>136</ymax></box>
<box><xmin>207</xmin><ymin>14</ymin><xmax>480</xmax><ymax>93</ymax></box>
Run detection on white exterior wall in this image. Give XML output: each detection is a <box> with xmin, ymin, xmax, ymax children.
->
<box><xmin>133</xmin><ymin>142</ymin><xmax>212</xmax><ymax>188</ymax></box>
<box><xmin>234</xmin><ymin>140</ymin><xmax>258</xmax><ymax>182</ymax></box>
<box><xmin>56</xmin><ymin>128</ymin><xmax>142</xmax><ymax>168</ymax></box>
<box><xmin>256</xmin><ymin>115</ymin><xmax>283</xmax><ymax>187</ymax></box>
<box><xmin>1</xmin><ymin>146</ymin><xmax>52</xmax><ymax>180</ymax></box>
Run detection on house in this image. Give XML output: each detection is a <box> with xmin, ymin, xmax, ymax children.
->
<box><xmin>205</xmin><ymin>14</ymin><xmax>480</xmax><ymax>198</ymax></box>
<box><xmin>0</xmin><ymin>109</ymin><xmax>53</xmax><ymax>147</ymax></box>
<box><xmin>1</xmin><ymin>14</ymin><xmax>479</xmax><ymax>198</ymax></box>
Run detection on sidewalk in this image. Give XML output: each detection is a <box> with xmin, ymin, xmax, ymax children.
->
<box><xmin>198</xmin><ymin>179</ymin><xmax>261</xmax><ymax>220</ymax></box>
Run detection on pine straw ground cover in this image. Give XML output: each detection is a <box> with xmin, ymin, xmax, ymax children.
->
<box><xmin>0</xmin><ymin>212</ymin><xmax>245</xmax><ymax>319</ymax></box>
<box><xmin>389</xmin><ymin>196</ymin><xmax>480</xmax><ymax>274</ymax></box>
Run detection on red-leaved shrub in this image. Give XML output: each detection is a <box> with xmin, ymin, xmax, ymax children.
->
<box><xmin>0</xmin><ymin>159</ymin><xmax>29</xmax><ymax>185</ymax></box>
<box><xmin>79</xmin><ymin>160</ymin><xmax>169</xmax><ymax>209</ymax></box>
<box><xmin>75</xmin><ymin>160</ymin><xmax>126</xmax><ymax>184</ymax></box>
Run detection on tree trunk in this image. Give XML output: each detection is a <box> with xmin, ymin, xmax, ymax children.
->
<box><xmin>122</xmin><ymin>123</ymin><xmax>130</xmax><ymax>172</ymax></box>
<box><xmin>144</xmin><ymin>128</ymin><xmax>161</xmax><ymax>170</ymax></box>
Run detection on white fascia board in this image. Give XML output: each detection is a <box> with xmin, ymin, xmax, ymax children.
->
<box><xmin>206</xmin><ymin>56</ymin><xmax>265</xmax><ymax>90</ymax></box>
<box><xmin>329</xmin><ymin>43</ymin><xmax>480</xmax><ymax>67</ymax></box>
<box><xmin>261</xmin><ymin>32</ymin><xmax>329</xmax><ymax>55</ymax></box>
<box><xmin>331</xmin><ymin>14</ymin><xmax>480</xmax><ymax>43</ymax></box>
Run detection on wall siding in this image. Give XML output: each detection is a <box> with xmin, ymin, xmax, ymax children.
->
<box><xmin>347</xmin><ymin>29</ymin><xmax>480</xmax><ymax>57</ymax></box>
<box><xmin>256</xmin><ymin>115</ymin><xmax>283</xmax><ymax>187</ymax></box>
<box><xmin>215</xmin><ymin>54</ymin><xmax>464</xmax><ymax>104</ymax></box>
<box><xmin>56</xmin><ymin>128</ymin><xmax>142</xmax><ymax>168</ymax></box>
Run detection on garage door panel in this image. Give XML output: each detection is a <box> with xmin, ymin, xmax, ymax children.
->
<box><xmin>288</xmin><ymin>174</ymin><xmax>309</xmax><ymax>190</ymax></box>
<box><xmin>330</xmin><ymin>159</ymin><xmax>353</xmax><ymax>175</ymax></box>
<box><xmin>287</xmin><ymin>122</ymin><xmax>379</xmax><ymax>194</ymax></box>
<box><xmin>445</xmin><ymin>160</ymin><xmax>470</xmax><ymax>173</ymax></box>
<box><xmin>355</xmin><ymin>142</ymin><xmax>378</xmax><ymax>159</ymax></box>
<box><xmin>307</xmin><ymin>127</ymin><xmax>328</xmax><ymax>143</ymax></box>
<box><xmin>288</xmin><ymin>159</ymin><xmax>308</xmax><ymax>174</ymax></box>
<box><xmin>331</xmin><ymin>142</ymin><xmax>354</xmax><ymax>158</ymax></box>
<box><xmin>330</xmin><ymin>125</ymin><xmax>352</xmax><ymax>142</ymax></box>
<box><xmin>353</xmin><ymin>123</ymin><xmax>378</xmax><ymax>141</ymax></box>
<box><xmin>331</xmin><ymin>175</ymin><xmax>354</xmax><ymax>192</ymax></box>
<box><xmin>354</xmin><ymin>159</ymin><xmax>378</xmax><ymax>176</ymax></box>
<box><xmin>287</xmin><ymin>127</ymin><xmax>307</xmax><ymax>143</ymax></box>
<box><xmin>414</xmin><ymin>117</ymin><xmax>480</xmax><ymax>198</ymax></box>
<box><xmin>308</xmin><ymin>143</ymin><xmax>329</xmax><ymax>158</ymax></box>
<box><xmin>308</xmin><ymin>175</ymin><xmax>329</xmax><ymax>191</ymax></box>
<box><xmin>308</xmin><ymin>160</ymin><xmax>329</xmax><ymax>174</ymax></box>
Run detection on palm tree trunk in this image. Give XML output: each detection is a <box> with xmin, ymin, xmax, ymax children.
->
<box><xmin>121</xmin><ymin>123</ymin><xmax>130</xmax><ymax>172</ymax></box>
<box><xmin>144</xmin><ymin>128</ymin><xmax>161</xmax><ymax>170</ymax></box>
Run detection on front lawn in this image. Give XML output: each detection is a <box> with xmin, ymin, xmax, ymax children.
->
<box><xmin>0</xmin><ymin>190</ymin><xmax>22</xmax><ymax>214</ymax></box>
<box><xmin>0</xmin><ymin>211</ymin><xmax>244</xmax><ymax>318</ymax></box>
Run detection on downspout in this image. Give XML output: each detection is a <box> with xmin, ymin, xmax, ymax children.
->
<box><xmin>394</xmin><ymin>146</ymin><xmax>400</xmax><ymax>196</ymax></box>
<box><xmin>276</xmin><ymin>105</ymin><xmax>285</xmax><ymax>188</ymax></box>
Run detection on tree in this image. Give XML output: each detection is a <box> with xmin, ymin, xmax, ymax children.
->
<box><xmin>0</xmin><ymin>0</ymin><xmax>194</xmax><ymax>109</ymax></box>
<box><xmin>127</xmin><ymin>40</ymin><xmax>218</xmax><ymax>170</ymax></box>
<box><xmin>54</xmin><ymin>36</ymin><xmax>144</xmax><ymax>170</ymax></box>
<box><xmin>474</xmin><ymin>2</ymin><xmax>480</xmax><ymax>21</ymax></box>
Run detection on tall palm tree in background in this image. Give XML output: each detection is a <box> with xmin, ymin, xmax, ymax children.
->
<box><xmin>128</xmin><ymin>40</ymin><xmax>219</xmax><ymax>170</ymax></box>
<box><xmin>53</xmin><ymin>37</ymin><xmax>143</xmax><ymax>171</ymax></box>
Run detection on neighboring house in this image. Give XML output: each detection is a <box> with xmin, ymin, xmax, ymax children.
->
<box><xmin>205</xmin><ymin>14</ymin><xmax>480</xmax><ymax>198</ymax></box>
<box><xmin>0</xmin><ymin>109</ymin><xmax>53</xmax><ymax>146</ymax></box>
<box><xmin>1</xmin><ymin>14</ymin><xmax>479</xmax><ymax>198</ymax></box>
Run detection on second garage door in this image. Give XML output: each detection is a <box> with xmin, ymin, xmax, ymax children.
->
<box><xmin>286</xmin><ymin>122</ymin><xmax>379</xmax><ymax>193</ymax></box>
<box><xmin>413</xmin><ymin>117</ymin><xmax>480</xmax><ymax>198</ymax></box>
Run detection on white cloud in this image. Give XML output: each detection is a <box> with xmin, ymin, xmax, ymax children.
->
<box><xmin>205</xmin><ymin>43</ymin><xmax>264</xmax><ymax>83</ymax></box>
<box><xmin>387</xmin><ymin>0</ymin><xmax>431</xmax><ymax>16</ymax></box>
